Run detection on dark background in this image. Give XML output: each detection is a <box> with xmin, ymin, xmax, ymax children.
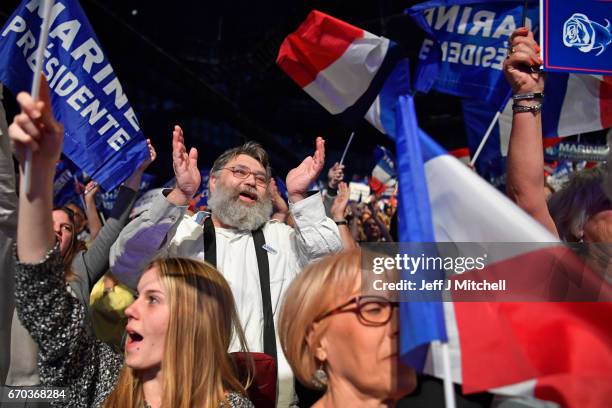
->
<box><xmin>0</xmin><ymin>0</ymin><xmax>476</xmax><ymax>184</ymax></box>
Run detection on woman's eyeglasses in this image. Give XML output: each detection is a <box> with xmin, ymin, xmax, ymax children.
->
<box><xmin>315</xmin><ymin>296</ymin><xmax>398</xmax><ymax>326</ymax></box>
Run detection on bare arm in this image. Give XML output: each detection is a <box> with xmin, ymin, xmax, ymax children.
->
<box><xmin>504</xmin><ymin>28</ymin><xmax>559</xmax><ymax>237</ymax></box>
<box><xmin>84</xmin><ymin>181</ymin><xmax>102</xmax><ymax>240</ymax></box>
<box><xmin>331</xmin><ymin>182</ymin><xmax>357</xmax><ymax>250</ymax></box>
<box><xmin>10</xmin><ymin>81</ymin><xmax>63</xmax><ymax>263</ymax></box>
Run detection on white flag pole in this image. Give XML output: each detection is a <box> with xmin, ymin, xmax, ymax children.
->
<box><xmin>469</xmin><ymin>111</ymin><xmax>501</xmax><ymax>167</ymax></box>
<box><xmin>434</xmin><ymin>340</ymin><xmax>457</xmax><ymax>408</ymax></box>
<box><xmin>339</xmin><ymin>131</ymin><xmax>355</xmax><ymax>166</ymax></box>
<box><xmin>23</xmin><ymin>0</ymin><xmax>53</xmax><ymax>194</ymax></box>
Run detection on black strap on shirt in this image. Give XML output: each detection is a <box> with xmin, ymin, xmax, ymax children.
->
<box><xmin>203</xmin><ymin>216</ymin><xmax>217</xmax><ymax>267</ymax></box>
<box><xmin>203</xmin><ymin>218</ymin><xmax>277</xmax><ymax>362</ymax></box>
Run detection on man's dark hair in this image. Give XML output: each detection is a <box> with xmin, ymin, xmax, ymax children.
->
<box><xmin>211</xmin><ymin>141</ymin><xmax>271</xmax><ymax>178</ymax></box>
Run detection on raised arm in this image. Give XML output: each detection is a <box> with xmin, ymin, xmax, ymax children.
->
<box><xmin>77</xmin><ymin>140</ymin><xmax>157</xmax><ymax>294</ymax></box>
<box><xmin>270</xmin><ymin>178</ymin><xmax>289</xmax><ymax>223</ymax></box>
<box><xmin>84</xmin><ymin>181</ymin><xmax>103</xmax><ymax>240</ymax></box>
<box><xmin>503</xmin><ymin>28</ymin><xmax>559</xmax><ymax>237</ymax></box>
<box><xmin>286</xmin><ymin>137</ymin><xmax>342</xmax><ymax>263</ymax></box>
<box><xmin>11</xmin><ymin>83</ymin><xmax>62</xmax><ymax>262</ymax></box>
<box><xmin>9</xmin><ymin>82</ymin><xmax>122</xmax><ymax>400</ymax></box>
<box><xmin>110</xmin><ymin>126</ymin><xmax>197</xmax><ymax>288</ymax></box>
<box><xmin>330</xmin><ymin>182</ymin><xmax>357</xmax><ymax>250</ymax></box>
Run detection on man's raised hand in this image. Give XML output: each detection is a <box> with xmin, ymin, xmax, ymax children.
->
<box><xmin>169</xmin><ymin>125</ymin><xmax>201</xmax><ymax>205</ymax></box>
<box><xmin>286</xmin><ymin>136</ymin><xmax>325</xmax><ymax>203</ymax></box>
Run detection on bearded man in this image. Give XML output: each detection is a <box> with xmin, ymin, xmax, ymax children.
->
<box><xmin>110</xmin><ymin>125</ymin><xmax>342</xmax><ymax>407</ymax></box>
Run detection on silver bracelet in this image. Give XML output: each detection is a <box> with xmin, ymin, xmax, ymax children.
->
<box><xmin>512</xmin><ymin>103</ymin><xmax>542</xmax><ymax>113</ymax></box>
<box><xmin>512</xmin><ymin>92</ymin><xmax>544</xmax><ymax>101</ymax></box>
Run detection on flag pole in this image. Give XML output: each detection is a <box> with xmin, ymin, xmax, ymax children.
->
<box><xmin>23</xmin><ymin>0</ymin><xmax>53</xmax><ymax>194</ymax></box>
<box><xmin>436</xmin><ymin>340</ymin><xmax>457</xmax><ymax>408</ymax></box>
<box><xmin>469</xmin><ymin>110</ymin><xmax>501</xmax><ymax>167</ymax></box>
<box><xmin>339</xmin><ymin>131</ymin><xmax>355</xmax><ymax>166</ymax></box>
<box><xmin>471</xmin><ymin>1</ymin><xmax>529</xmax><ymax>168</ymax></box>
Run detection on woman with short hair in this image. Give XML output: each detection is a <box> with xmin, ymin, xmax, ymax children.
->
<box><xmin>279</xmin><ymin>249</ymin><xmax>416</xmax><ymax>407</ymax></box>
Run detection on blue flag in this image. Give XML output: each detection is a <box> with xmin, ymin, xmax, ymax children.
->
<box><xmin>406</xmin><ymin>0</ymin><xmax>539</xmax><ymax>109</ymax></box>
<box><xmin>0</xmin><ymin>0</ymin><xmax>149</xmax><ymax>191</ymax></box>
<box><xmin>462</xmin><ymin>98</ymin><xmax>509</xmax><ymax>191</ymax></box>
<box><xmin>541</xmin><ymin>0</ymin><xmax>612</xmax><ymax>75</ymax></box>
<box><xmin>98</xmin><ymin>173</ymin><xmax>156</xmax><ymax>217</ymax></box>
<box><xmin>53</xmin><ymin>156</ymin><xmax>80</xmax><ymax>207</ymax></box>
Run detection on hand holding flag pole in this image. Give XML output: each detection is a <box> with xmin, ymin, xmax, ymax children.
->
<box><xmin>23</xmin><ymin>0</ymin><xmax>53</xmax><ymax>194</ymax></box>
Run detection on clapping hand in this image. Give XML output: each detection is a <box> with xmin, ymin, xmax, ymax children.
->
<box><xmin>286</xmin><ymin>136</ymin><xmax>325</xmax><ymax>203</ymax></box>
<box><xmin>169</xmin><ymin>125</ymin><xmax>200</xmax><ymax>204</ymax></box>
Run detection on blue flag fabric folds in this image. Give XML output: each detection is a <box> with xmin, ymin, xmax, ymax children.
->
<box><xmin>406</xmin><ymin>0</ymin><xmax>538</xmax><ymax>109</ymax></box>
<box><xmin>53</xmin><ymin>156</ymin><xmax>80</xmax><ymax>207</ymax></box>
<box><xmin>0</xmin><ymin>0</ymin><xmax>149</xmax><ymax>191</ymax></box>
<box><xmin>98</xmin><ymin>173</ymin><xmax>155</xmax><ymax>217</ymax></box>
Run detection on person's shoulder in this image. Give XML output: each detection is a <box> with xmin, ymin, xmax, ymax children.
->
<box><xmin>223</xmin><ymin>392</ymin><xmax>254</xmax><ymax>408</ymax></box>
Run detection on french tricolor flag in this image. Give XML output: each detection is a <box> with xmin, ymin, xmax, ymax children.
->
<box><xmin>370</xmin><ymin>146</ymin><xmax>397</xmax><ymax>196</ymax></box>
<box><xmin>278</xmin><ymin>10</ymin><xmax>612</xmax><ymax>408</ymax></box>
<box><xmin>543</xmin><ymin>74</ymin><xmax>612</xmax><ymax>138</ymax></box>
<box><xmin>465</xmin><ymin>73</ymin><xmax>611</xmax><ymax>166</ymax></box>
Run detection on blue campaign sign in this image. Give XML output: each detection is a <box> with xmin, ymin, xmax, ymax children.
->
<box><xmin>0</xmin><ymin>0</ymin><xmax>149</xmax><ymax>191</ymax></box>
<box><xmin>541</xmin><ymin>0</ymin><xmax>612</xmax><ymax>75</ymax></box>
<box><xmin>407</xmin><ymin>0</ymin><xmax>539</xmax><ymax>109</ymax></box>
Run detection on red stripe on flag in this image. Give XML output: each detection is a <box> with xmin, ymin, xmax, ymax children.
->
<box><xmin>451</xmin><ymin>246</ymin><xmax>612</xmax><ymax>406</ymax></box>
<box><xmin>535</xmin><ymin>373</ymin><xmax>612</xmax><ymax>408</ymax></box>
<box><xmin>276</xmin><ymin>10</ymin><xmax>363</xmax><ymax>88</ymax></box>
<box><xmin>599</xmin><ymin>76</ymin><xmax>612</xmax><ymax>129</ymax></box>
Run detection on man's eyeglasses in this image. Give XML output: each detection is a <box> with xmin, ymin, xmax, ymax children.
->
<box><xmin>221</xmin><ymin>166</ymin><xmax>268</xmax><ymax>187</ymax></box>
<box><xmin>315</xmin><ymin>296</ymin><xmax>398</xmax><ymax>326</ymax></box>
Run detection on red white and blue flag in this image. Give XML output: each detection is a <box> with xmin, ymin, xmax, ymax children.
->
<box><xmin>370</xmin><ymin>146</ymin><xmax>397</xmax><ymax>196</ymax></box>
<box><xmin>278</xmin><ymin>10</ymin><xmax>612</xmax><ymax>407</ymax></box>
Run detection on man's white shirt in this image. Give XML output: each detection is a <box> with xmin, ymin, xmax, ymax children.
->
<box><xmin>110</xmin><ymin>190</ymin><xmax>342</xmax><ymax>407</ymax></box>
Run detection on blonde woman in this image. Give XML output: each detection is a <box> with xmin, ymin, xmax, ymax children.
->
<box><xmin>279</xmin><ymin>249</ymin><xmax>416</xmax><ymax>407</ymax></box>
<box><xmin>11</xmin><ymin>83</ymin><xmax>253</xmax><ymax>408</ymax></box>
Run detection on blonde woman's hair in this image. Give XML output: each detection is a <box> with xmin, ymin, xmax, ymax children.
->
<box><xmin>104</xmin><ymin>258</ymin><xmax>252</xmax><ymax>408</ymax></box>
<box><xmin>278</xmin><ymin>249</ymin><xmax>362</xmax><ymax>388</ymax></box>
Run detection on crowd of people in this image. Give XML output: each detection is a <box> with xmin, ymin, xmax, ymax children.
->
<box><xmin>0</xmin><ymin>27</ymin><xmax>609</xmax><ymax>408</ymax></box>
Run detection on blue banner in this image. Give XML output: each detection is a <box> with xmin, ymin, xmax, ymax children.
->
<box><xmin>98</xmin><ymin>173</ymin><xmax>156</xmax><ymax>216</ymax></box>
<box><xmin>406</xmin><ymin>0</ymin><xmax>539</xmax><ymax>109</ymax></box>
<box><xmin>0</xmin><ymin>0</ymin><xmax>149</xmax><ymax>191</ymax></box>
<box><xmin>541</xmin><ymin>0</ymin><xmax>611</xmax><ymax>75</ymax></box>
<box><xmin>53</xmin><ymin>156</ymin><xmax>81</xmax><ymax>207</ymax></box>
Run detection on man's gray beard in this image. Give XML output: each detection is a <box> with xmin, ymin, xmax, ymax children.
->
<box><xmin>207</xmin><ymin>182</ymin><xmax>273</xmax><ymax>231</ymax></box>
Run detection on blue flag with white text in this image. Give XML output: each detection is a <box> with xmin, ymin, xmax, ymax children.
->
<box><xmin>406</xmin><ymin>0</ymin><xmax>539</xmax><ymax>109</ymax></box>
<box><xmin>0</xmin><ymin>0</ymin><xmax>149</xmax><ymax>191</ymax></box>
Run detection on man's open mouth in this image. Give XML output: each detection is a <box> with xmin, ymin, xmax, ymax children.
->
<box><xmin>238</xmin><ymin>191</ymin><xmax>258</xmax><ymax>203</ymax></box>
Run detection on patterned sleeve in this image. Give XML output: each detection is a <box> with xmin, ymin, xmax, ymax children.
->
<box><xmin>14</xmin><ymin>243</ymin><xmax>123</xmax><ymax>407</ymax></box>
<box><xmin>225</xmin><ymin>392</ymin><xmax>255</xmax><ymax>408</ymax></box>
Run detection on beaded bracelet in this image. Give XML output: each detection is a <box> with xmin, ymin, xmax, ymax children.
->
<box><xmin>512</xmin><ymin>103</ymin><xmax>542</xmax><ymax>113</ymax></box>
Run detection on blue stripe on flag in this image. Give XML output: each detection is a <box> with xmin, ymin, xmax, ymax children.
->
<box><xmin>386</xmin><ymin>76</ymin><xmax>448</xmax><ymax>369</ymax></box>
